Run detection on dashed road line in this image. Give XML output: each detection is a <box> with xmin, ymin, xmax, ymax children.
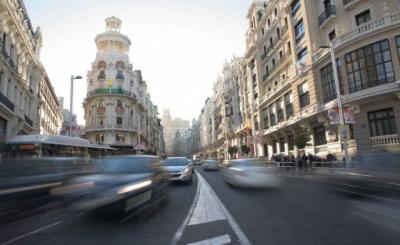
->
<box><xmin>0</xmin><ymin>221</ymin><xmax>62</xmax><ymax>245</ymax></box>
<box><xmin>170</xmin><ymin>170</ymin><xmax>251</xmax><ymax>245</ymax></box>
<box><xmin>187</xmin><ymin>234</ymin><xmax>231</xmax><ymax>245</ymax></box>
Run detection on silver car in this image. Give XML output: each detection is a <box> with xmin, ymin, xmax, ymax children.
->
<box><xmin>162</xmin><ymin>157</ymin><xmax>194</xmax><ymax>184</ymax></box>
<box><xmin>224</xmin><ymin>159</ymin><xmax>281</xmax><ymax>188</ymax></box>
<box><xmin>202</xmin><ymin>159</ymin><xmax>219</xmax><ymax>171</ymax></box>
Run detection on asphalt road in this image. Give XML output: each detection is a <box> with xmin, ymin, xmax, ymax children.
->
<box><xmin>1</xmin><ymin>167</ymin><xmax>400</xmax><ymax>245</ymax></box>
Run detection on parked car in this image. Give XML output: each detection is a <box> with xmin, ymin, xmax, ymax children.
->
<box><xmin>224</xmin><ymin>159</ymin><xmax>281</xmax><ymax>188</ymax></box>
<box><xmin>193</xmin><ymin>159</ymin><xmax>202</xmax><ymax>165</ymax></box>
<box><xmin>203</xmin><ymin>159</ymin><xmax>219</xmax><ymax>171</ymax></box>
<box><xmin>50</xmin><ymin>155</ymin><xmax>169</xmax><ymax>219</ymax></box>
<box><xmin>162</xmin><ymin>157</ymin><xmax>194</xmax><ymax>184</ymax></box>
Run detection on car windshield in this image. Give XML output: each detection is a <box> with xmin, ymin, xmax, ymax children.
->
<box><xmin>164</xmin><ymin>158</ymin><xmax>189</xmax><ymax>166</ymax></box>
<box><xmin>95</xmin><ymin>157</ymin><xmax>157</xmax><ymax>174</ymax></box>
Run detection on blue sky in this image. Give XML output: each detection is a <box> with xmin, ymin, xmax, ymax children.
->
<box><xmin>24</xmin><ymin>0</ymin><xmax>251</xmax><ymax>124</ymax></box>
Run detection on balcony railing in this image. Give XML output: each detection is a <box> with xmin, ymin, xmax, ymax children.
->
<box><xmin>24</xmin><ymin>115</ymin><xmax>33</xmax><ymax>127</ymax></box>
<box><xmin>333</xmin><ymin>11</ymin><xmax>400</xmax><ymax>48</ymax></box>
<box><xmin>342</xmin><ymin>0</ymin><xmax>356</xmax><ymax>6</ymax></box>
<box><xmin>86</xmin><ymin>124</ymin><xmax>138</xmax><ymax>131</ymax></box>
<box><xmin>318</xmin><ymin>5</ymin><xmax>336</xmax><ymax>26</ymax></box>
<box><xmin>97</xmin><ymin>73</ymin><xmax>106</xmax><ymax>80</ymax></box>
<box><xmin>370</xmin><ymin>134</ymin><xmax>399</xmax><ymax>146</ymax></box>
<box><xmin>116</xmin><ymin>74</ymin><xmax>125</xmax><ymax>80</ymax></box>
<box><xmin>0</xmin><ymin>92</ymin><xmax>14</xmax><ymax>111</ymax></box>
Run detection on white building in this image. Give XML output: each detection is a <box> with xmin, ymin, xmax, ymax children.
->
<box><xmin>83</xmin><ymin>17</ymin><xmax>163</xmax><ymax>153</ymax></box>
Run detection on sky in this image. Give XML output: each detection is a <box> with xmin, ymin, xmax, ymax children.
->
<box><xmin>24</xmin><ymin>0</ymin><xmax>251</xmax><ymax>124</ymax></box>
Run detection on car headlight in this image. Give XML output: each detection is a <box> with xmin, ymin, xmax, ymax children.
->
<box><xmin>117</xmin><ymin>180</ymin><xmax>152</xmax><ymax>195</ymax></box>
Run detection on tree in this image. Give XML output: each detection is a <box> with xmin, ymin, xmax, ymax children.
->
<box><xmin>228</xmin><ymin>146</ymin><xmax>239</xmax><ymax>158</ymax></box>
<box><xmin>295</xmin><ymin>131</ymin><xmax>311</xmax><ymax>149</ymax></box>
<box><xmin>241</xmin><ymin>145</ymin><xmax>250</xmax><ymax>156</ymax></box>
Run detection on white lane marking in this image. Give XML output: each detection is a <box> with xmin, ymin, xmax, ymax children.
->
<box><xmin>0</xmin><ymin>221</ymin><xmax>62</xmax><ymax>245</ymax></box>
<box><xmin>336</xmin><ymin>172</ymin><xmax>375</xmax><ymax>178</ymax></box>
<box><xmin>188</xmin><ymin>175</ymin><xmax>226</xmax><ymax>225</ymax></box>
<box><xmin>169</xmin><ymin>173</ymin><xmax>201</xmax><ymax>245</ymax></box>
<box><xmin>187</xmin><ymin>234</ymin><xmax>231</xmax><ymax>245</ymax></box>
<box><xmin>196</xmin><ymin>173</ymin><xmax>251</xmax><ymax>245</ymax></box>
<box><xmin>0</xmin><ymin>182</ymin><xmax>61</xmax><ymax>196</ymax></box>
<box><xmin>388</xmin><ymin>182</ymin><xmax>400</xmax><ymax>187</ymax></box>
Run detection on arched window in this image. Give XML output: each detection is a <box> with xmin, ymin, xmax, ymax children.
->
<box><xmin>116</xmin><ymin>61</ymin><xmax>125</xmax><ymax>70</ymax></box>
<box><xmin>116</xmin><ymin>117</ymin><xmax>123</xmax><ymax>125</ymax></box>
<box><xmin>98</xmin><ymin>99</ymin><xmax>104</xmax><ymax>107</ymax></box>
<box><xmin>116</xmin><ymin>100</ymin><xmax>123</xmax><ymax>107</ymax></box>
<box><xmin>98</xmin><ymin>117</ymin><xmax>104</xmax><ymax>125</ymax></box>
<box><xmin>98</xmin><ymin>61</ymin><xmax>107</xmax><ymax>70</ymax></box>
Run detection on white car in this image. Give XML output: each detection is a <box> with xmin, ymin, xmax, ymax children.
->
<box><xmin>202</xmin><ymin>160</ymin><xmax>219</xmax><ymax>171</ymax></box>
<box><xmin>224</xmin><ymin>159</ymin><xmax>281</xmax><ymax>188</ymax></box>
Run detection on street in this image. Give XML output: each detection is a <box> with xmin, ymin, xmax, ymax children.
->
<box><xmin>1</xmin><ymin>167</ymin><xmax>400</xmax><ymax>245</ymax></box>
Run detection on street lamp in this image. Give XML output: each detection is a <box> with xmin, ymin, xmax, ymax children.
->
<box><xmin>69</xmin><ymin>75</ymin><xmax>82</xmax><ymax>136</ymax></box>
<box><xmin>319</xmin><ymin>44</ymin><xmax>350</xmax><ymax>164</ymax></box>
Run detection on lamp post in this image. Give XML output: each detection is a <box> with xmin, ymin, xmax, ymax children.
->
<box><xmin>69</xmin><ymin>75</ymin><xmax>82</xmax><ymax>136</ymax></box>
<box><xmin>320</xmin><ymin>44</ymin><xmax>350</xmax><ymax>164</ymax></box>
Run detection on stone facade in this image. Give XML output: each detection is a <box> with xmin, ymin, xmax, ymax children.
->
<box><xmin>0</xmin><ymin>0</ymin><xmax>61</xmax><ymax>143</ymax></box>
<box><xmin>162</xmin><ymin>109</ymin><xmax>190</xmax><ymax>156</ymax></box>
<box><xmin>189</xmin><ymin>0</ymin><xmax>400</xmax><ymax>162</ymax></box>
<box><xmin>83</xmin><ymin>17</ymin><xmax>164</xmax><ymax>154</ymax></box>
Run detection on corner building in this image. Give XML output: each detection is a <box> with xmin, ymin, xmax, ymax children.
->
<box><xmin>83</xmin><ymin>17</ymin><xmax>163</xmax><ymax>153</ymax></box>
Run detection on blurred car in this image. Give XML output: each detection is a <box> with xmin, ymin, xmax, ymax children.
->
<box><xmin>203</xmin><ymin>159</ymin><xmax>219</xmax><ymax>171</ymax></box>
<box><xmin>50</xmin><ymin>155</ymin><xmax>169</xmax><ymax>218</ymax></box>
<box><xmin>193</xmin><ymin>159</ymin><xmax>202</xmax><ymax>165</ymax></box>
<box><xmin>224</xmin><ymin>159</ymin><xmax>281</xmax><ymax>188</ymax></box>
<box><xmin>162</xmin><ymin>157</ymin><xmax>194</xmax><ymax>184</ymax></box>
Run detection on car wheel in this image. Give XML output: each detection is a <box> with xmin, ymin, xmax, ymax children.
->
<box><xmin>186</xmin><ymin>176</ymin><xmax>193</xmax><ymax>185</ymax></box>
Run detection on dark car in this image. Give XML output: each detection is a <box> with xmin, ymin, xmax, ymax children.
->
<box><xmin>162</xmin><ymin>157</ymin><xmax>194</xmax><ymax>184</ymax></box>
<box><xmin>50</xmin><ymin>155</ymin><xmax>169</xmax><ymax>219</ymax></box>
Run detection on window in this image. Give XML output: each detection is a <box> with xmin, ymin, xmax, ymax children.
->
<box><xmin>116</xmin><ymin>133</ymin><xmax>125</xmax><ymax>143</ymax></box>
<box><xmin>98</xmin><ymin>61</ymin><xmax>107</xmax><ymax>70</ymax></box>
<box><xmin>116</xmin><ymin>61</ymin><xmax>125</xmax><ymax>70</ymax></box>
<box><xmin>355</xmin><ymin>10</ymin><xmax>371</xmax><ymax>26</ymax></box>
<box><xmin>279</xmin><ymin>137</ymin><xmax>285</xmax><ymax>153</ymax></box>
<box><xmin>291</xmin><ymin>0</ymin><xmax>301</xmax><ymax>16</ymax></box>
<box><xmin>320</xmin><ymin>63</ymin><xmax>337</xmax><ymax>102</ymax></box>
<box><xmin>314</xmin><ymin>126</ymin><xmax>327</xmax><ymax>146</ymax></box>
<box><xmin>274</xmin><ymin>8</ymin><xmax>278</xmax><ymax>17</ymax></box>
<box><xmin>269</xmin><ymin>37</ymin><xmax>273</xmax><ymax>47</ymax></box>
<box><xmin>98</xmin><ymin>99</ymin><xmax>104</xmax><ymax>107</ymax></box>
<box><xmin>262</xmin><ymin>107</ymin><xmax>269</xmax><ymax>129</ymax></box>
<box><xmin>328</xmin><ymin>30</ymin><xmax>336</xmax><ymax>41</ymax></box>
<box><xmin>277</xmin><ymin>28</ymin><xmax>280</xmax><ymax>38</ymax></box>
<box><xmin>279</xmin><ymin>50</ymin><xmax>283</xmax><ymax>59</ymax></box>
<box><xmin>117</xmin><ymin>100</ymin><xmax>123</xmax><ymax>107</ymax></box>
<box><xmin>298</xmin><ymin>82</ymin><xmax>310</xmax><ymax>108</ymax></box>
<box><xmin>288</xmin><ymin>135</ymin><xmax>294</xmax><ymax>151</ymax></box>
<box><xmin>345</xmin><ymin>39</ymin><xmax>395</xmax><ymax>93</ymax></box>
<box><xmin>396</xmin><ymin>36</ymin><xmax>400</xmax><ymax>59</ymax></box>
<box><xmin>268</xmin><ymin>19</ymin><xmax>271</xmax><ymax>27</ymax></box>
<box><xmin>368</xmin><ymin>108</ymin><xmax>397</xmax><ymax>137</ymax></box>
<box><xmin>269</xmin><ymin>105</ymin><xmax>276</xmax><ymax>126</ymax></box>
<box><xmin>116</xmin><ymin>70</ymin><xmax>124</xmax><ymax>80</ymax></box>
<box><xmin>98</xmin><ymin>70</ymin><xmax>106</xmax><ymax>79</ymax></box>
<box><xmin>116</xmin><ymin>117</ymin><xmax>123</xmax><ymax>125</ymax></box>
<box><xmin>287</xmin><ymin>41</ymin><xmax>291</xmax><ymax>54</ymax></box>
<box><xmin>297</xmin><ymin>47</ymin><xmax>307</xmax><ymax>64</ymax></box>
<box><xmin>261</xmin><ymin>28</ymin><xmax>265</xmax><ymax>36</ymax></box>
<box><xmin>95</xmin><ymin>133</ymin><xmax>104</xmax><ymax>143</ymax></box>
<box><xmin>272</xmin><ymin>140</ymin><xmax>277</xmax><ymax>154</ymax></box>
<box><xmin>272</xmin><ymin>58</ymin><xmax>276</xmax><ymax>67</ymax></box>
<box><xmin>284</xmin><ymin>92</ymin><xmax>293</xmax><ymax>118</ymax></box>
<box><xmin>277</xmin><ymin>99</ymin><xmax>284</xmax><ymax>122</ymax></box>
<box><xmin>98</xmin><ymin>117</ymin><xmax>104</xmax><ymax>125</ymax></box>
<box><xmin>294</xmin><ymin>19</ymin><xmax>305</xmax><ymax>43</ymax></box>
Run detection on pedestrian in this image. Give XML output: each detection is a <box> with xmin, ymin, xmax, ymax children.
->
<box><xmin>296</xmin><ymin>151</ymin><xmax>303</xmax><ymax>170</ymax></box>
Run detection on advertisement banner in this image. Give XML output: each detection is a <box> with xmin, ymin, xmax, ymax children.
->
<box><xmin>328</xmin><ymin>106</ymin><xmax>354</xmax><ymax>125</ymax></box>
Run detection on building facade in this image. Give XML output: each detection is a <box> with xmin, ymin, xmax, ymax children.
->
<box><xmin>0</xmin><ymin>0</ymin><xmax>61</xmax><ymax>143</ymax></box>
<box><xmin>162</xmin><ymin>109</ymin><xmax>190</xmax><ymax>156</ymax></box>
<box><xmin>192</xmin><ymin>0</ymin><xmax>400</xmax><ymax>163</ymax></box>
<box><xmin>83</xmin><ymin>17</ymin><xmax>164</xmax><ymax>154</ymax></box>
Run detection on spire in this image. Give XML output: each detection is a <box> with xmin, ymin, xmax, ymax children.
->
<box><xmin>105</xmin><ymin>16</ymin><xmax>122</xmax><ymax>32</ymax></box>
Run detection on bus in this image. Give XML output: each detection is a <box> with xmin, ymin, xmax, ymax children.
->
<box><xmin>2</xmin><ymin>134</ymin><xmax>114</xmax><ymax>160</ymax></box>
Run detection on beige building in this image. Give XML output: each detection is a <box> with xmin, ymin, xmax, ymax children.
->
<box><xmin>162</xmin><ymin>109</ymin><xmax>190</xmax><ymax>156</ymax></box>
<box><xmin>0</xmin><ymin>0</ymin><xmax>61</xmax><ymax>143</ymax></box>
<box><xmin>242</xmin><ymin>0</ymin><xmax>400</xmax><ymax>161</ymax></box>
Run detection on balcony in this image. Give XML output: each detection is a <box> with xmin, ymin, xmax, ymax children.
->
<box><xmin>342</xmin><ymin>0</ymin><xmax>360</xmax><ymax>10</ymax></box>
<box><xmin>85</xmin><ymin>124</ymin><xmax>138</xmax><ymax>132</ymax></box>
<box><xmin>370</xmin><ymin>134</ymin><xmax>399</xmax><ymax>146</ymax></box>
<box><xmin>318</xmin><ymin>5</ymin><xmax>336</xmax><ymax>27</ymax></box>
<box><xmin>115</xmin><ymin>106</ymin><xmax>125</xmax><ymax>113</ymax></box>
<box><xmin>96</xmin><ymin>106</ymin><xmax>106</xmax><ymax>114</ymax></box>
<box><xmin>333</xmin><ymin>11</ymin><xmax>400</xmax><ymax>49</ymax></box>
<box><xmin>97</xmin><ymin>73</ymin><xmax>106</xmax><ymax>80</ymax></box>
<box><xmin>24</xmin><ymin>115</ymin><xmax>33</xmax><ymax>127</ymax></box>
<box><xmin>116</xmin><ymin>73</ymin><xmax>125</xmax><ymax>80</ymax></box>
<box><xmin>0</xmin><ymin>92</ymin><xmax>15</xmax><ymax>111</ymax></box>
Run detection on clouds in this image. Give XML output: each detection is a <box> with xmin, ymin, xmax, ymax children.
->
<box><xmin>24</xmin><ymin>0</ymin><xmax>249</xmax><ymax>123</ymax></box>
